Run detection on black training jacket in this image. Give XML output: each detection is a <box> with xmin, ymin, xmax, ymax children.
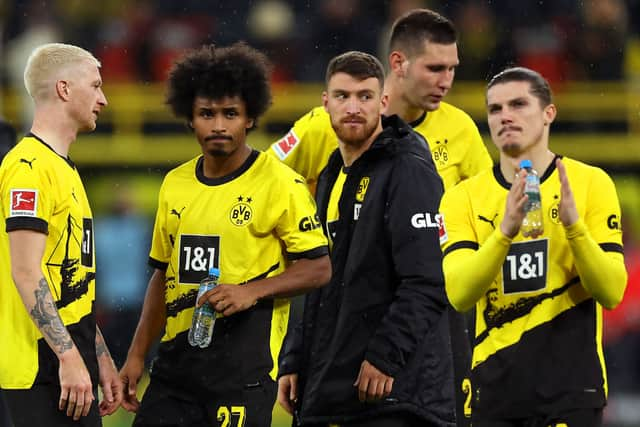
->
<box><xmin>279</xmin><ymin>115</ymin><xmax>455</xmax><ymax>426</ymax></box>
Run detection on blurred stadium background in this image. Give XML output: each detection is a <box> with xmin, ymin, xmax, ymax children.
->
<box><xmin>1</xmin><ymin>0</ymin><xmax>640</xmax><ymax>426</ymax></box>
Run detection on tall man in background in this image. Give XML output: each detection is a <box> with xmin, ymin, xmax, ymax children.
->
<box><xmin>440</xmin><ymin>67</ymin><xmax>627</xmax><ymax>426</ymax></box>
<box><xmin>269</xmin><ymin>9</ymin><xmax>492</xmax><ymax>424</ymax></box>
<box><xmin>0</xmin><ymin>43</ymin><xmax>122</xmax><ymax>426</ymax></box>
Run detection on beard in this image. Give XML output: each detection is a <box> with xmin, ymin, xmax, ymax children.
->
<box><xmin>501</xmin><ymin>142</ymin><xmax>523</xmax><ymax>157</ymax></box>
<box><xmin>332</xmin><ymin>118</ymin><xmax>378</xmax><ymax>147</ymax></box>
<box><xmin>202</xmin><ymin>136</ymin><xmax>234</xmax><ymax>157</ymax></box>
<box><xmin>206</xmin><ymin>146</ymin><xmax>231</xmax><ymax>157</ymax></box>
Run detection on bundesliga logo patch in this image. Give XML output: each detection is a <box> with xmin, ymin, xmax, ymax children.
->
<box><xmin>437</xmin><ymin>213</ymin><xmax>447</xmax><ymax>244</ymax></box>
<box><xmin>10</xmin><ymin>189</ymin><xmax>38</xmax><ymax>217</ymax></box>
<box><xmin>273</xmin><ymin>129</ymin><xmax>299</xmax><ymax>159</ymax></box>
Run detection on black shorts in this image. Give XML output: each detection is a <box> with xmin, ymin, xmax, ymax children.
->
<box><xmin>471</xmin><ymin>407</ymin><xmax>603</xmax><ymax>427</ymax></box>
<box><xmin>2</xmin><ymin>384</ymin><xmax>101</xmax><ymax>427</ymax></box>
<box><xmin>302</xmin><ymin>412</ymin><xmax>429</xmax><ymax>427</ymax></box>
<box><xmin>133</xmin><ymin>377</ymin><xmax>277</xmax><ymax>427</ymax></box>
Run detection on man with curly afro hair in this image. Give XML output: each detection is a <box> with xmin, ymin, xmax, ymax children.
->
<box><xmin>119</xmin><ymin>42</ymin><xmax>331</xmax><ymax>427</ymax></box>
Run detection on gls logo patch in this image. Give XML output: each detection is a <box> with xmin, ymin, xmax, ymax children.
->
<box><xmin>299</xmin><ymin>215</ymin><xmax>321</xmax><ymax>232</ymax></box>
<box><xmin>10</xmin><ymin>189</ymin><xmax>38</xmax><ymax>217</ymax></box>
<box><xmin>607</xmin><ymin>214</ymin><xmax>621</xmax><ymax>230</ymax></box>
<box><xmin>411</xmin><ymin>212</ymin><xmax>447</xmax><ymax>243</ymax></box>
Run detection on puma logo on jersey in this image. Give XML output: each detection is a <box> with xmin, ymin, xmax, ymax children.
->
<box><xmin>20</xmin><ymin>157</ymin><xmax>36</xmax><ymax>169</ymax></box>
<box><xmin>478</xmin><ymin>214</ymin><xmax>498</xmax><ymax>229</ymax></box>
<box><xmin>170</xmin><ymin>207</ymin><xmax>185</xmax><ymax>219</ymax></box>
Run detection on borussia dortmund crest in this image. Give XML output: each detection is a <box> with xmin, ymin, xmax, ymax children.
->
<box><xmin>549</xmin><ymin>195</ymin><xmax>561</xmax><ymax>225</ymax></box>
<box><xmin>356</xmin><ymin>177</ymin><xmax>369</xmax><ymax>202</ymax></box>
<box><xmin>432</xmin><ymin>139</ymin><xmax>449</xmax><ymax>167</ymax></box>
<box><xmin>229</xmin><ymin>195</ymin><xmax>253</xmax><ymax>226</ymax></box>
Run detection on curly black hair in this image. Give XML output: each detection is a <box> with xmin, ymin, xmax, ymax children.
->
<box><xmin>166</xmin><ymin>42</ymin><xmax>273</xmax><ymax>129</ymax></box>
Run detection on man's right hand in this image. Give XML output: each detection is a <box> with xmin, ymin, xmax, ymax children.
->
<box><xmin>119</xmin><ymin>355</ymin><xmax>145</xmax><ymax>412</ymax></box>
<box><xmin>58</xmin><ymin>348</ymin><xmax>94</xmax><ymax>421</ymax></box>
<box><xmin>277</xmin><ymin>373</ymin><xmax>298</xmax><ymax>415</ymax></box>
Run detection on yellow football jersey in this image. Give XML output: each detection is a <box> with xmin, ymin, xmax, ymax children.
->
<box><xmin>440</xmin><ymin>157</ymin><xmax>624</xmax><ymax>417</ymax></box>
<box><xmin>149</xmin><ymin>150</ymin><xmax>328</xmax><ymax>384</ymax></box>
<box><xmin>0</xmin><ymin>135</ymin><xmax>96</xmax><ymax>388</ymax></box>
<box><xmin>268</xmin><ymin>103</ymin><xmax>492</xmax><ymax>190</ymax></box>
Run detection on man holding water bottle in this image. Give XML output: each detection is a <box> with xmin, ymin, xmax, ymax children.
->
<box><xmin>119</xmin><ymin>43</ymin><xmax>330</xmax><ymax>427</ymax></box>
<box><xmin>439</xmin><ymin>67</ymin><xmax>627</xmax><ymax>426</ymax></box>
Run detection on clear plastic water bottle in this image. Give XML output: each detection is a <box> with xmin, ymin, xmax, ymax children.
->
<box><xmin>188</xmin><ymin>267</ymin><xmax>219</xmax><ymax>348</ymax></box>
<box><xmin>519</xmin><ymin>159</ymin><xmax>544</xmax><ymax>238</ymax></box>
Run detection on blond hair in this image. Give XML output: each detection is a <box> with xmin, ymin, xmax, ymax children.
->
<box><xmin>23</xmin><ymin>43</ymin><xmax>101</xmax><ymax>101</ymax></box>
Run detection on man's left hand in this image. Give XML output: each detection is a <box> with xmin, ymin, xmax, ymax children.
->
<box><xmin>353</xmin><ymin>360</ymin><xmax>394</xmax><ymax>402</ymax></box>
<box><xmin>198</xmin><ymin>283</ymin><xmax>259</xmax><ymax>316</ymax></box>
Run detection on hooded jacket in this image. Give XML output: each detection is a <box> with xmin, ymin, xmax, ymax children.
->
<box><xmin>279</xmin><ymin>115</ymin><xmax>456</xmax><ymax>426</ymax></box>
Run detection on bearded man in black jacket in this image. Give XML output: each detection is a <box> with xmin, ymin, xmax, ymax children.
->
<box><xmin>277</xmin><ymin>51</ymin><xmax>455</xmax><ymax>427</ymax></box>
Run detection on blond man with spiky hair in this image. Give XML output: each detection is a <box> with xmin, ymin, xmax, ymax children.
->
<box><xmin>0</xmin><ymin>43</ymin><xmax>122</xmax><ymax>426</ymax></box>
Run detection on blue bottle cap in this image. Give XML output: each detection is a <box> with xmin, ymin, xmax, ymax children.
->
<box><xmin>209</xmin><ymin>267</ymin><xmax>220</xmax><ymax>277</ymax></box>
<box><xmin>519</xmin><ymin>159</ymin><xmax>532</xmax><ymax>169</ymax></box>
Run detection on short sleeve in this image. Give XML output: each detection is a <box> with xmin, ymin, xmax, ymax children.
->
<box><xmin>148</xmin><ymin>178</ymin><xmax>172</xmax><ymax>269</ymax></box>
<box><xmin>274</xmin><ymin>171</ymin><xmax>328</xmax><ymax>260</ymax></box>
<box><xmin>458</xmin><ymin>114</ymin><xmax>493</xmax><ymax>181</ymax></box>
<box><xmin>2</xmin><ymin>157</ymin><xmax>53</xmax><ymax>234</ymax></box>
<box><xmin>267</xmin><ymin>107</ymin><xmax>338</xmax><ymax>185</ymax></box>
<box><xmin>584</xmin><ymin>167</ymin><xmax>623</xmax><ymax>246</ymax></box>
<box><xmin>439</xmin><ymin>181</ymin><xmax>477</xmax><ymax>255</ymax></box>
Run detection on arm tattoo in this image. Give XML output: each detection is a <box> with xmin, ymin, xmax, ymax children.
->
<box><xmin>95</xmin><ymin>327</ymin><xmax>112</xmax><ymax>358</ymax></box>
<box><xmin>29</xmin><ymin>278</ymin><xmax>74</xmax><ymax>354</ymax></box>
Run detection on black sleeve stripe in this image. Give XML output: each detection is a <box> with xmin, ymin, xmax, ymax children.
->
<box><xmin>245</xmin><ymin>262</ymin><xmax>281</xmax><ymax>283</ymax></box>
<box><xmin>600</xmin><ymin>242</ymin><xmax>624</xmax><ymax>254</ymax></box>
<box><xmin>443</xmin><ymin>241</ymin><xmax>479</xmax><ymax>257</ymax></box>
<box><xmin>6</xmin><ymin>217</ymin><xmax>48</xmax><ymax>234</ymax></box>
<box><xmin>287</xmin><ymin>245</ymin><xmax>329</xmax><ymax>261</ymax></box>
<box><xmin>148</xmin><ymin>257</ymin><xmax>168</xmax><ymax>271</ymax></box>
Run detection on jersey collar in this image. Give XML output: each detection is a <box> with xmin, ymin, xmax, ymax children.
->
<box><xmin>26</xmin><ymin>132</ymin><xmax>76</xmax><ymax>169</ymax></box>
<box><xmin>407</xmin><ymin>111</ymin><xmax>427</xmax><ymax>128</ymax></box>
<box><xmin>493</xmin><ymin>154</ymin><xmax>562</xmax><ymax>189</ymax></box>
<box><xmin>195</xmin><ymin>149</ymin><xmax>259</xmax><ymax>186</ymax></box>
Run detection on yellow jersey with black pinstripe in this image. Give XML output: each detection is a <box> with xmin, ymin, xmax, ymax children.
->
<box><xmin>147</xmin><ymin>150</ymin><xmax>328</xmax><ymax>393</ymax></box>
<box><xmin>0</xmin><ymin>134</ymin><xmax>96</xmax><ymax>389</ymax></box>
<box><xmin>440</xmin><ymin>157</ymin><xmax>624</xmax><ymax>418</ymax></box>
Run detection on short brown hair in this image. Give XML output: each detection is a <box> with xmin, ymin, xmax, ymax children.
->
<box><xmin>487</xmin><ymin>67</ymin><xmax>553</xmax><ymax>107</ymax></box>
<box><xmin>325</xmin><ymin>51</ymin><xmax>385</xmax><ymax>90</ymax></box>
<box><xmin>389</xmin><ymin>9</ymin><xmax>457</xmax><ymax>58</ymax></box>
